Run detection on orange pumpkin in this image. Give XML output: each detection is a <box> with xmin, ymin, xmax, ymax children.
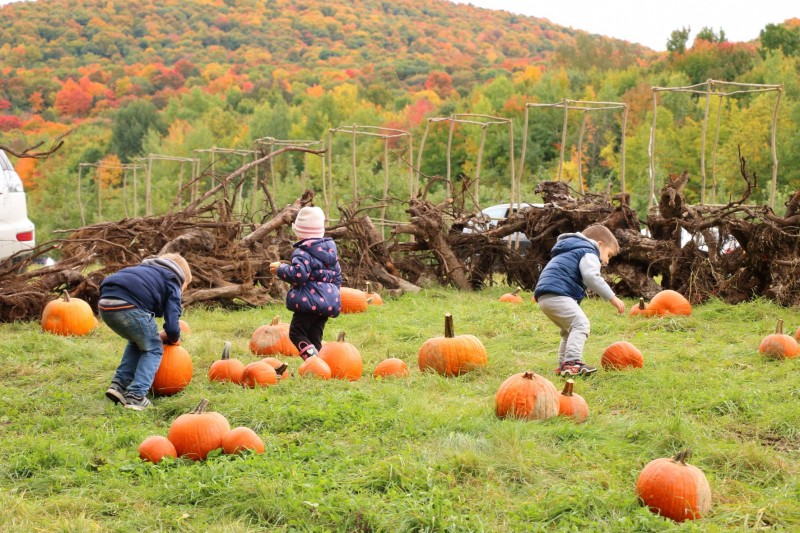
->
<box><xmin>636</xmin><ymin>449</ymin><xmax>711</xmax><ymax>522</ymax></box>
<box><xmin>340</xmin><ymin>287</ymin><xmax>369</xmax><ymax>314</ymax></box>
<box><xmin>418</xmin><ymin>313</ymin><xmax>487</xmax><ymax>376</ymax></box>
<box><xmin>138</xmin><ymin>435</ymin><xmax>177</xmax><ymax>464</ymax></box>
<box><xmin>495</xmin><ymin>371</ymin><xmax>559</xmax><ymax>420</ymax></box>
<box><xmin>648</xmin><ymin>290</ymin><xmax>691</xmax><ymax>316</ymax></box>
<box><xmin>222</xmin><ymin>427</ymin><xmax>265</xmax><ymax>455</ymax></box>
<box><xmin>167</xmin><ymin>399</ymin><xmax>231</xmax><ymax>461</ymax></box>
<box><xmin>208</xmin><ymin>341</ymin><xmax>245</xmax><ymax>384</ymax></box>
<box><xmin>262</xmin><ymin>356</ymin><xmax>290</xmax><ymax>380</ymax></box>
<box><xmin>558</xmin><ymin>379</ymin><xmax>588</xmax><ymax>423</ymax></box>
<box><xmin>759</xmin><ymin>319</ymin><xmax>799</xmax><ymax>360</ymax></box>
<box><xmin>298</xmin><ymin>356</ymin><xmax>331</xmax><ymax>379</ymax></box>
<box><xmin>365</xmin><ymin>281</ymin><xmax>384</xmax><ymax>306</ymax></box>
<box><xmin>151</xmin><ymin>343</ymin><xmax>193</xmax><ymax>396</ymax></box>
<box><xmin>795</xmin><ymin>325</ymin><xmax>800</xmax><ymax>342</ymax></box>
<box><xmin>373</xmin><ymin>357</ymin><xmax>409</xmax><ymax>378</ymax></box>
<box><xmin>41</xmin><ymin>290</ymin><xmax>97</xmax><ymax>336</ymax></box>
<box><xmin>601</xmin><ymin>341</ymin><xmax>644</xmax><ymax>370</ymax></box>
<box><xmin>249</xmin><ymin>316</ymin><xmax>299</xmax><ymax>356</ymax></box>
<box><xmin>319</xmin><ymin>332</ymin><xmax>363</xmax><ymax>381</ymax></box>
<box><xmin>241</xmin><ymin>360</ymin><xmax>278</xmax><ymax>388</ymax></box>
<box><xmin>499</xmin><ymin>287</ymin><xmax>524</xmax><ymax>304</ymax></box>
<box><xmin>629</xmin><ymin>297</ymin><xmax>651</xmax><ymax>317</ymax></box>
<box><xmin>179</xmin><ymin>319</ymin><xmax>191</xmax><ymax>334</ymax></box>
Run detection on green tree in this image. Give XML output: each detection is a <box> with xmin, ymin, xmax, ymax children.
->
<box><xmin>759</xmin><ymin>23</ymin><xmax>800</xmax><ymax>57</ymax></box>
<box><xmin>667</xmin><ymin>27</ymin><xmax>691</xmax><ymax>54</ymax></box>
<box><xmin>110</xmin><ymin>100</ymin><xmax>165</xmax><ymax>162</ymax></box>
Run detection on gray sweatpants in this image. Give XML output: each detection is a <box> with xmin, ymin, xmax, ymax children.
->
<box><xmin>537</xmin><ymin>294</ymin><xmax>590</xmax><ymax>365</ymax></box>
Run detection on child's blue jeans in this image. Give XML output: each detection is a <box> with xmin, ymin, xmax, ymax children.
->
<box><xmin>100</xmin><ymin>307</ymin><xmax>164</xmax><ymax>397</ymax></box>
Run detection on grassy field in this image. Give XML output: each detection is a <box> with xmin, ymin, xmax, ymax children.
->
<box><xmin>1</xmin><ymin>287</ymin><xmax>799</xmax><ymax>532</ymax></box>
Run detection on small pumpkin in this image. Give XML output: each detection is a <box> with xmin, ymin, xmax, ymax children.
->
<box><xmin>648</xmin><ymin>290</ymin><xmax>691</xmax><ymax>316</ymax></box>
<box><xmin>138</xmin><ymin>435</ymin><xmax>177</xmax><ymax>464</ymax></box>
<box><xmin>601</xmin><ymin>341</ymin><xmax>644</xmax><ymax>370</ymax></box>
<box><xmin>249</xmin><ymin>316</ymin><xmax>299</xmax><ymax>356</ymax></box>
<box><xmin>636</xmin><ymin>449</ymin><xmax>711</xmax><ymax>522</ymax></box>
<box><xmin>319</xmin><ymin>331</ymin><xmax>363</xmax><ymax>381</ymax></box>
<box><xmin>179</xmin><ymin>319</ymin><xmax>191</xmax><ymax>334</ymax></box>
<box><xmin>795</xmin><ymin>325</ymin><xmax>800</xmax><ymax>342</ymax></box>
<box><xmin>558</xmin><ymin>379</ymin><xmax>589</xmax><ymax>423</ymax></box>
<box><xmin>298</xmin><ymin>356</ymin><xmax>331</xmax><ymax>379</ymax></box>
<box><xmin>759</xmin><ymin>319</ymin><xmax>799</xmax><ymax>360</ymax></box>
<box><xmin>629</xmin><ymin>297</ymin><xmax>651</xmax><ymax>317</ymax></box>
<box><xmin>262</xmin><ymin>356</ymin><xmax>290</xmax><ymax>380</ymax></box>
<box><xmin>151</xmin><ymin>343</ymin><xmax>193</xmax><ymax>396</ymax></box>
<box><xmin>499</xmin><ymin>287</ymin><xmax>524</xmax><ymax>304</ymax></box>
<box><xmin>495</xmin><ymin>371</ymin><xmax>559</xmax><ymax>420</ymax></box>
<box><xmin>365</xmin><ymin>281</ymin><xmax>384</xmax><ymax>306</ymax></box>
<box><xmin>222</xmin><ymin>427</ymin><xmax>265</xmax><ymax>455</ymax></box>
<box><xmin>418</xmin><ymin>313</ymin><xmax>488</xmax><ymax>376</ymax></box>
<box><xmin>167</xmin><ymin>399</ymin><xmax>231</xmax><ymax>461</ymax></box>
<box><xmin>41</xmin><ymin>290</ymin><xmax>97</xmax><ymax>336</ymax></box>
<box><xmin>340</xmin><ymin>287</ymin><xmax>369</xmax><ymax>314</ymax></box>
<box><xmin>208</xmin><ymin>341</ymin><xmax>245</xmax><ymax>384</ymax></box>
<box><xmin>373</xmin><ymin>357</ymin><xmax>409</xmax><ymax>378</ymax></box>
<box><xmin>241</xmin><ymin>360</ymin><xmax>278</xmax><ymax>388</ymax></box>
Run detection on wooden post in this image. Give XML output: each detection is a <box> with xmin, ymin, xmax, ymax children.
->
<box><xmin>474</xmin><ymin>126</ymin><xmax>487</xmax><ymax>206</ymax></box>
<box><xmin>122</xmin><ymin>167</ymin><xmax>129</xmax><ymax>218</ymax></box>
<box><xmin>351</xmin><ymin>125</ymin><xmax>358</xmax><ymax>207</ymax></box>
<box><xmin>700</xmin><ymin>80</ymin><xmax>712</xmax><ymax>204</ymax></box>
<box><xmin>446</xmin><ymin>117</ymin><xmax>455</xmax><ymax>197</ymax></box>
<box><xmin>133</xmin><ymin>163</ymin><xmax>138</xmax><ymax>216</ymax></box>
<box><xmin>577</xmin><ymin>111</ymin><xmax>588</xmax><ymax>193</ymax></box>
<box><xmin>620</xmin><ymin>105</ymin><xmax>628</xmax><ymax>194</ymax></box>
<box><xmin>648</xmin><ymin>91</ymin><xmax>658</xmax><ymax>209</ymax></box>
<box><xmin>146</xmin><ymin>155</ymin><xmax>153</xmax><ymax>216</ymax></box>
<box><xmin>557</xmin><ymin>100</ymin><xmax>569</xmax><ymax>181</ymax></box>
<box><xmin>77</xmin><ymin>164</ymin><xmax>85</xmax><ymax>225</ymax></box>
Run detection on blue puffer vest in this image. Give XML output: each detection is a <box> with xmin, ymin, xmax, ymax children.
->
<box><xmin>534</xmin><ymin>234</ymin><xmax>600</xmax><ymax>303</ymax></box>
<box><xmin>277</xmin><ymin>237</ymin><xmax>342</xmax><ymax>317</ymax></box>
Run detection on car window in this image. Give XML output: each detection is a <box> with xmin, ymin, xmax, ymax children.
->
<box><xmin>482</xmin><ymin>206</ymin><xmax>509</xmax><ymax>220</ymax></box>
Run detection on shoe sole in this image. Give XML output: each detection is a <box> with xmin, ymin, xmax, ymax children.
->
<box><xmin>124</xmin><ymin>401</ymin><xmax>150</xmax><ymax>411</ymax></box>
<box><xmin>559</xmin><ymin>368</ymin><xmax>597</xmax><ymax>377</ymax></box>
<box><xmin>105</xmin><ymin>388</ymin><xmax>127</xmax><ymax>405</ymax></box>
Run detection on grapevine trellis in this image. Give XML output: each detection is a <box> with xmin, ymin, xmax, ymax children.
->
<box><xmin>135</xmin><ymin>154</ymin><xmax>200</xmax><ymax>214</ymax></box>
<box><xmin>649</xmin><ymin>79</ymin><xmax>782</xmax><ymax>208</ymax></box>
<box><xmin>253</xmin><ymin>137</ymin><xmax>326</xmax><ymax>214</ymax></box>
<box><xmin>77</xmin><ymin>161</ymin><xmax>145</xmax><ymax>224</ymax></box>
<box><xmin>518</xmin><ymin>99</ymin><xmax>628</xmax><ymax>194</ymax></box>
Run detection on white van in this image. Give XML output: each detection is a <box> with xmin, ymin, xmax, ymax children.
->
<box><xmin>0</xmin><ymin>150</ymin><xmax>35</xmax><ymax>262</ymax></box>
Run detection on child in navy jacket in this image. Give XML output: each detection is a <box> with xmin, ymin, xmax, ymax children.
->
<box><xmin>270</xmin><ymin>206</ymin><xmax>342</xmax><ymax>359</ymax></box>
<box><xmin>98</xmin><ymin>253</ymin><xmax>191</xmax><ymax>410</ymax></box>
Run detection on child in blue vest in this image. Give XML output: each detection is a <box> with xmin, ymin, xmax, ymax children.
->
<box><xmin>98</xmin><ymin>253</ymin><xmax>192</xmax><ymax>410</ymax></box>
<box><xmin>534</xmin><ymin>224</ymin><xmax>625</xmax><ymax>377</ymax></box>
<box><xmin>270</xmin><ymin>206</ymin><xmax>342</xmax><ymax>359</ymax></box>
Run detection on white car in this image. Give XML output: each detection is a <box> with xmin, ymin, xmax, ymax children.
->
<box><xmin>465</xmin><ymin>202</ymin><xmax>542</xmax><ymax>250</ymax></box>
<box><xmin>0</xmin><ymin>150</ymin><xmax>35</xmax><ymax>262</ymax></box>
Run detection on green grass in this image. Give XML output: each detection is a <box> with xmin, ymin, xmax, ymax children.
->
<box><xmin>1</xmin><ymin>288</ymin><xmax>799</xmax><ymax>531</ymax></box>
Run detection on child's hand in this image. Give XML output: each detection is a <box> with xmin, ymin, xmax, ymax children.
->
<box><xmin>160</xmin><ymin>331</ymin><xmax>180</xmax><ymax>345</ymax></box>
<box><xmin>269</xmin><ymin>261</ymin><xmax>281</xmax><ymax>275</ymax></box>
<box><xmin>610</xmin><ymin>296</ymin><xmax>625</xmax><ymax>314</ymax></box>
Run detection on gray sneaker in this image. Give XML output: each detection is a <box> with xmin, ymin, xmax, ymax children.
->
<box><xmin>105</xmin><ymin>382</ymin><xmax>127</xmax><ymax>405</ymax></box>
<box><xmin>124</xmin><ymin>393</ymin><xmax>151</xmax><ymax>411</ymax></box>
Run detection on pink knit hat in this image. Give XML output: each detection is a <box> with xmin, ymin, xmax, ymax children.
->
<box><xmin>292</xmin><ymin>206</ymin><xmax>326</xmax><ymax>239</ymax></box>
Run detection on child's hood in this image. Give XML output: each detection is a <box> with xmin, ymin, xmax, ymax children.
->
<box><xmin>295</xmin><ymin>237</ymin><xmax>339</xmax><ymax>266</ymax></box>
<box><xmin>552</xmin><ymin>232</ymin><xmax>600</xmax><ymax>256</ymax></box>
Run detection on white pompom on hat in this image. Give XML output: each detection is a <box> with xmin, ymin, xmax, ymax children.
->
<box><xmin>292</xmin><ymin>206</ymin><xmax>326</xmax><ymax>239</ymax></box>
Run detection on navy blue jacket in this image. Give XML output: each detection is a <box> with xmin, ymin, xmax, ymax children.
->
<box><xmin>534</xmin><ymin>235</ymin><xmax>600</xmax><ymax>303</ymax></box>
<box><xmin>277</xmin><ymin>237</ymin><xmax>342</xmax><ymax>317</ymax></box>
<box><xmin>100</xmin><ymin>264</ymin><xmax>184</xmax><ymax>342</ymax></box>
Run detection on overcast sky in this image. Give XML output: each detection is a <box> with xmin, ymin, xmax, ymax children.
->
<box><xmin>449</xmin><ymin>0</ymin><xmax>797</xmax><ymax>51</ymax></box>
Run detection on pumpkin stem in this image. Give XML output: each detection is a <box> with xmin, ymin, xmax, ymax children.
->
<box><xmin>337</xmin><ymin>331</ymin><xmax>346</xmax><ymax>343</ymax></box>
<box><xmin>221</xmin><ymin>341</ymin><xmax>231</xmax><ymax>360</ymax></box>
<box><xmin>522</xmin><ymin>371</ymin><xmax>534</xmax><ymax>380</ymax></box>
<box><xmin>674</xmin><ymin>448</ymin><xmax>692</xmax><ymax>464</ymax></box>
<box><xmin>366</xmin><ymin>281</ymin><xmax>374</xmax><ymax>294</ymax></box>
<box><xmin>271</xmin><ymin>316</ymin><xmax>280</xmax><ymax>326</ymax></box>
<box><xmin>638</xmin><ymin>297</ymin><xmax>645</xmax><ymax>310</ymax></box>
<box><xmin>190</xmin><ymin>399</ymin><xmax>210</xmax><ymax>415</ymax></box>
<box><xmin>561</xmin><ymin>379</ymin><xmax>575</xmax><ymax>396</ymax></box>
<box><xmin>775</xmin><ymin>319</ymin><xmax>784</xmax><ymax>335</ymax></box>
<box><xmin>444</xmin><ymin>313</ymin><xmax>454</xmax><ymax>338</ymax></box>
<box><xmin>511</xmin><ymin>287</ymin><xmax>521</xmax><ymax>296</ymax></box>
<box><xmin>63</xmin><ymin>290</ymin><xmax>71</xmax><ymax>302</ymax></box>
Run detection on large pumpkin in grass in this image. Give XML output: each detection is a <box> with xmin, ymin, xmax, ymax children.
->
<box><xmin>208</xmin><ymin>341</ymin><xmax>245</xmax><ymax>384</ymax></box>
<box><xmin>241</xmin><ymin>360</ymin><xmax>279</xmax><ymax>388</ymax></box>
<box><xmin>319</xmin><ymin>332</ymin><xmax>363</xmax><ymax>381</ymax></box>
<box><xmin>167</xmin><ymin>399</ymin><xmax>230</xmax><ymax>460</ymax></box>
<box><xmin>41</xmin><ymin>291</ymin><xmax>97</xmax><ymax>336</ymax></box>
<box><xmin>138</xmin><ymin>435</ymin><xmax>177</xmax><ymax>464</ymax></box>
<box><xmin>495</xmin><ymin>371</ymin><xmax>559</xmax><ymax>420</ymax></box>
<box><xmin>629</xmin><ymin>298</ymin><xmax>651</xmax><ymax>317</ymax></box>
<box><xmin>340</xmin><ymin>287</ymin><xmax>369</xmax><ymax>314</ymax></box>
<box><xmin>759</xmin><ymin>319</ymin><xmax>799</xmax><ymax>360</ymax></box>
<box><xmin>365</xmin><ymin>281</ymin><xmax>384</xmax><ymax>306</ymax></box>
<box><xmin>151</xmin><ymin>343</ymin><xmax>193</xmax><ymax>395</ymax></box>
<box><xmin>601</xmin><ymin>341</ymin><xmax>644</xmax><ymax>370</ymax></box>
<box><xmin>262</xmin><ymin>357</ymin><xmax>290</xmax><ymax>380</ymax></box>
<box><xmin>249</xmin><ymin>316</ymin><xmax>299</xmax><ymax>356</ymax></box>
<box><xmin>558</xmin><ymin>379</ymin><xmax>588</xmax><ymax>423</ymax></box>
<box><xmin>222</xmin><ymin>427</ymin><xmax>265</xmax><ymax>455</ymax></box>
<box><xmin>298</xmin><ymin>356</ymin><xmax>331</xmax><ymax>379</ymax></box>
<box><xmin>418</xmin><ymin>313</ymin><xmax>487</xmax><ymax>376</ymax></box>
<box><xmin>648</xmin><ymin>290</ymin><xmax>691</xmax><ymax>316</ymax></box>
<box><xmin>636</xmin><ymin>449</ymin><xmax>711</xmax><ymax>522</ymax></box>
<box><xmin>499</xmin><ymin>287</ymin><xmax>524</xmax><ymax>304</ymax></box>
<box><xmin>373</xmin><ymin>357</ymin><xmax>409</xmax><ymax>378</ymax></box>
